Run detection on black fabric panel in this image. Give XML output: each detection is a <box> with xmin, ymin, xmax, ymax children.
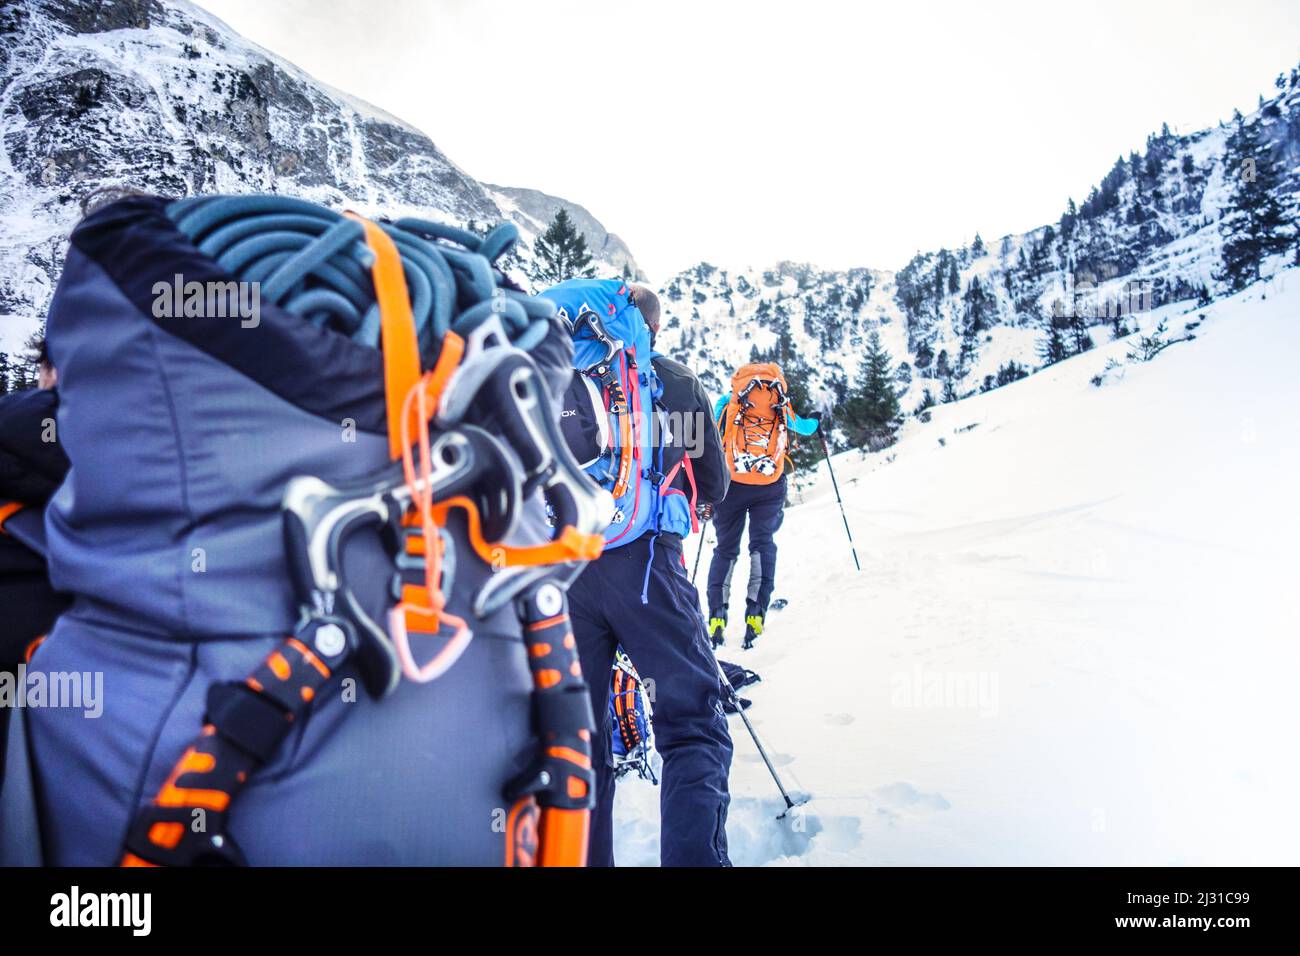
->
<box><xmin>559</xmin><ymin>371</ymin><xmax>604</xmax><ymax>465</ymax></box>
<box><xmin>0</xmin><ymin>388</ymin><xmax>68</xmax><ymax>504</ymax></box>
<box><xmin>0</xmin><ymin>561</ymin><xmax>69</xmax><ymax>667</ymax></box>
<box><xmin>653</xmin><ymin>355</ymin><xmax>730</xmax><ymax>505</ymax></box>
<box><xmin>66</xmin><ymin>196</ymin><xmax>388</xmax><ymax>434</ymax></box>
<box><xmin>529</xmin><ymin>315</ymin><xmax>577</xmax><ymax>408</ymax></box>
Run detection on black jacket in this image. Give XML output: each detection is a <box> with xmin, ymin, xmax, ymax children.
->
<box><xmin>0</xmin><ymin>386</ymin><xmax>68</xmax><ymax>505</ymax></box>
<box><xmin>0</xmin><ymin>386</ymin><xmax>71</xmax><ymax>669</ymax></box>
<box><xmin>651</xmin><ymin>355</ymin><xmax>729</xmax><ymax>507</ymax></box>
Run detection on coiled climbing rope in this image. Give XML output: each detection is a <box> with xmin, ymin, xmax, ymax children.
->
<box><xmin>166</xmin><ymin>195</ymin><xmax>554</xmax><ymax>360</ymax></box>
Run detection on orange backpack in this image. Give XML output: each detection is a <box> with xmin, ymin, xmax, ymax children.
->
<box><xmin>718</xmin><ymin>363</ymin><xmax>791</xmax><ymax>485</ymax></box>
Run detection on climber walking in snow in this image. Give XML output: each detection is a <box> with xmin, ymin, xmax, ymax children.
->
<box><xmin>706</xmin><ymin>362</ymin><xmax>819</xmax><ymax>649</ymax></box>
<box><xmin>545</xmin><ymin>280</ymin><xmax>734</xmax><ymax>867</ymax></box>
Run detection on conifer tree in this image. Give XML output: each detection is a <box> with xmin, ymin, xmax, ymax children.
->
<box><xmin>530</xmin><ymin>209</ymin><xmax>595</xmax><ymax>286</ymax></box>
<box><xmin>1218</xmin><ymin>115</ymin><xmax>1292</xmax><ymax>290</ymax></box>
<box><xmin>842</xmin><ymin>331</ymin><xmax>901</xmax><ymax>451</ymax></box>
<box><xmin>1039</xmin><ymin>321</ymin><xmax>1070</xmax><ymax>366</ymax></box>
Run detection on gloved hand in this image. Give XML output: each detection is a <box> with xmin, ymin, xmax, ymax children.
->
<box><xmin>696</xmin><ymin>502</ymin><xmax>714</xmax><ymax>522</ymax></box>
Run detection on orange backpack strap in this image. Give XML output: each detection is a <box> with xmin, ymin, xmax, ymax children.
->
<box><xmin>0</xmin><ymin>501</ymin><xmax>23</xmax><ymax>534</ymax></box>
<box><xmin>345</xmin><ymin>212</ymin><xmax>422</xmax><ymax>461</ymax></box>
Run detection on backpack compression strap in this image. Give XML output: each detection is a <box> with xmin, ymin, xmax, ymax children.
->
<box><xmin>659</xmin><ymin>453</ymin><xmax>699</xmax><ymax>534</ymax></box>
<box><xmin>345</xmin><ymin>212</ymin><xmax>422</xmax><ymax>462</ymax></box>
<box><xmin>121</xmin><ymin>624</ymin><xmax>346</xmax><ymax>866</ymax></box>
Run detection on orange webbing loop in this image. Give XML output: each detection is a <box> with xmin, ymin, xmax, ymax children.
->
<box><xmin>345</xmin><ymin>213</ymin><xmax>422</xmax><ymax>461</ymax></box>
<box><xmin>0</xmin><ymin>501</ymin><xmax>23</xmax><ymax>534</ymax></box>
<box><xmin>390</xmin><ymin>332</ymin><xmax>472</xmax><ymax>682</ymax></box>
<box><xmin>432</xmin><ymin>495</ymin><xmax>605</xmax><ymax>568</ymax></box>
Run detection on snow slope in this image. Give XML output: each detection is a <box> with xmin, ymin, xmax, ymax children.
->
<box><xmin>613</xmin><ymin>270</ymin><xmax>1300</xmax><ymax>865</ymax></box>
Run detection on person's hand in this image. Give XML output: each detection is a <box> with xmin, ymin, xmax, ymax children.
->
<box><xmin>696</xmin><ymin>502</ymin><xmax>714</xmax><ymax>522</ymax></box>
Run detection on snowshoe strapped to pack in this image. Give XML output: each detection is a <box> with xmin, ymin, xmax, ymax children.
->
<box><xmin>719</xmin><ymin>362</ymin><xmax>791</xmax><ymax>485</ymax></box>
<box><xmin>13</xmin><ymin>194</ymin><xmax>614</xmax><ymax>867</ymax></box>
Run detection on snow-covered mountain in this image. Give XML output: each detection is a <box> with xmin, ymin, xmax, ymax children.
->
<box><xmin>2</xmin><ymin>0</ymin><xmax>1296</xmax><ymax>412</ymax></box>
<box><xmin>653</xmin><ymin>70</ymin><xmax>1300</xmax><ymax>411</ymax></box>
<box><xmin>0</xmin><ymin>0</ymin><xmax>638</xmax><ymax>356</ymax></box>
<box><xmin>487</xmin><ymin>184</ymin><xmax>641</xmax><ymax>280</ymax></box>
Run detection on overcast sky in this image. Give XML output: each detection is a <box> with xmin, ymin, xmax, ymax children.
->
<box><xmin>195</xmin><ymin>0</ymin><xmax>1300</xmax><ymax>279</ymax></box>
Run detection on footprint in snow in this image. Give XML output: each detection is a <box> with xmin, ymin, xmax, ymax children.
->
<box><xmin>823</xmin><ymin>713</ymin><xmax>855</xmax><ymax>726</ymax></box>
<box><xmin>872</xmin><ymin>781</ymin><xmax>951</xmax><ymax>813</ymax></box>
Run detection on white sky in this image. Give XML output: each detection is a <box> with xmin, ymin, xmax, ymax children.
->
<box><xmin>195</xmin><ymin>0</ymin><xmax>1300</xmax><ymax>279</ymax></box>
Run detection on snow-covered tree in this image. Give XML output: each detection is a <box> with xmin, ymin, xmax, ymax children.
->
<box><xmin>841</xmin><ymin>331</ymin><xmax>901</xmax><ymax>451</ymax></box>
<box><xmin>1217</xmin><ymin>116</ymin><xmax>1293</xmax><ymax>291</ymax></box>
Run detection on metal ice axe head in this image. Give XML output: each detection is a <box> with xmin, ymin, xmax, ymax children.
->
<box><xmin>280</xmin><ymin>425</ymin><xmax>516</xmax><ymax>698</ymax></box>
<box><xmin>435</xmin><ymin>319</ymin><xmax>615</xmax><ymax>616</ymax></box>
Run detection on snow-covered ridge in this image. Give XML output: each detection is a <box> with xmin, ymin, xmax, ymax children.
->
<box><xmin>0</xmin><ymin>0</ymin><xmax>638</xmax><ymax>355</ymax></box>
<box><xmin>652</xmin><ymin>72</ymin><xmax>1300</xmax><ymax>412</ymax></box>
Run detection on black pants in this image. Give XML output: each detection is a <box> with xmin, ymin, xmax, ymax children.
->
<box><xmin>568</xmin><ymin>534</ymin><xmax>733</xmax><ymax>866</ymax></box>
<box><xmin>706</xmin><ymin>475</ymin><xmax>787</xmax><ymax>618</ymax></box>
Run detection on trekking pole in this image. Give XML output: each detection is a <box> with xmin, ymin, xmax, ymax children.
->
<box><xmin>690</xmin><ymin>517</ymin><xmax>710</xmax><ymax>585</ymax></box>
<box><xmin>818</xmin><ymin>426</ymin><xmax>861</xmax><ymax>572</ymax></box>
<box><xmin>712</xmin><ymin>658</ymin><xmax>804</xmax><ymax>819</ymax></box>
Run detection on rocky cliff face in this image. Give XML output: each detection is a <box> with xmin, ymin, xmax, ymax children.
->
<box><xmin>486</xmin><ymin>185</ymin><xmax>642</xmax><ymax>280</ymax></box>
<box><xmin>0</xmin><ymin>0</ymin><xmax>634</xmax><ymax>356</ymax></box>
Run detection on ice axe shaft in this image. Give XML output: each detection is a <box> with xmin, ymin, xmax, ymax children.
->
<box><xmin>818</xmin><ymin>428</ymin><xmax>861</xmax><ymax>572</ymax></box>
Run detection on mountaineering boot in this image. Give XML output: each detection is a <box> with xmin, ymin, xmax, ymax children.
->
<box><xmin>742</xmin><ymin>606</ymin><xmax>764</xmax><ymax>650</ymax></box>
<box><xmin>708</xmin><ymin>611</ymin><xmax>727</xmax><ymax>648</ymax></box>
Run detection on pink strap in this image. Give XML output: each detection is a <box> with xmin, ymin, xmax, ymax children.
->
<box><xmin>659</xmin><ymin>454</ymin><xmax>700</xmax><ymax>534</ymax></box>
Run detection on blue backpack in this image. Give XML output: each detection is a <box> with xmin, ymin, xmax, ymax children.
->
<box><xmin>539</xmin><ymin>280</ymin><xmax>693</xmax><ymax>567</ymax></box>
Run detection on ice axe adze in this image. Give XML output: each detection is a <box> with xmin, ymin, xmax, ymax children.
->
<box><xmin>714</xmin><ymin>658</ymin><xmax>810</xmax><ymax>820</ymax></box>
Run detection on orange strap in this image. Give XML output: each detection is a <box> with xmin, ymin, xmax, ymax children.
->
<box><xmin>0</xmin><ymin>501</ymin><xmax>23</xmax><ymax>534</ymax></box>
<box><xmin>346</xmin><ymin>213</ymin><xmax>422</xmax><ymax>461</ymax></box>
<box><xmin>390</xmin><ymin>332</ymin><xmax>473</xmax><ymax>678</ymax></box>
<box><xmin>24</xmin><ymin>635</ymin><xmax>46</xmax><ymax>663</ymax></box>
<box><xmin>610</xmin><ymin>412</ymin><xmax>635</xmax><ymax>499</ymax></box>
<box><xmin>433</xmin><ymin>495</ymin><xmax>605</xmax><ymax>568</ymax></box>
